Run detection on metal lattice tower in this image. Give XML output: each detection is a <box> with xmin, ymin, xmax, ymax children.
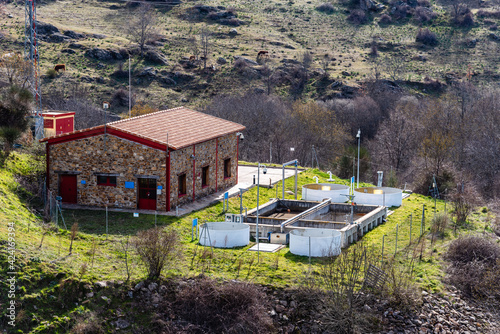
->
<box><xmin>24</xmin><ymin>0</ymin><xmax>43</xmax><ymax>139</ymax></box>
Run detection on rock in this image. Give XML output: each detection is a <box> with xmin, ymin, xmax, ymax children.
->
<box><xmin>280</xmin><ymin>300</ymin><xmax>288</xmax><ymax>307</ymax></box>
<box><xmin>422</xmin><ymin>290</ymin><xmax>428</xmax><ymax>296</ymax></box>
<box><xmin>101</xmin><ymin>296</ymin><xmax>109</xmax><ymax>301</ymax></box>
<box><xmin>86</xmin><ymin>292</ymin><xmax>94</xmax><ymax>298</ymax></box>
<box><xmin>489</xmin><ymin>33</ymin><xmax>500</xmax><ymax>41</ymax></box>
<box><xmin>145</xmin><ymin>50</ymin><xmax>168</xmax><ymax>65</ymax></box>
<box><xmin>233</xmin><ymin>56</ymin><xmax>258</xmax><ymax>66</ymax></box>
<box><xmin>269</xmin><ymin>309</ymin><xmax>277</xmax><ymax>316</ymax></box>
<box><xmin>96</xmin><ymin>63</ymin><xmax>106</xmax><ymax>69</ymax></box>
<box><xmin>290</xmin><ymin>300</ymin><xmax>297</xmax><ymax>308</ymax></box>
<box><xmin>229</xmin><ymin>28</ymin><xmax>238</xmax><ymax>35</ymax></box>
<box><xmin>64</xmin><ymin>30</ymin><xmax>85</xmax><ymax>39</ymax></box>
<box><xmin>275</xmin><ymin>304</ymin><xmax>285</xmax><ymax>313</ymax></box>
<box><xmin>159</xmin><ymin>76</ymin><xmax>176</xmax><ymax>86</ymax></box>
<box><xmin>331</xmin><ymin>81</ymin><xmax>343</xmax><ymax>88</ymax></box>
<box><xmin>109</xmin><ymin>49</ymin><xmax>123</xmax><ymax>60</ymax></box>
<box><xmin>8</xmin><ymin>14</ymin><xmax>14</xmax><ymax>18</ymax></box>
<box><xmin>93</xmin><ymin>34</ymin><xmax>107</xmax><ymax>39</ymax></box>
<box><xmin>115</xmin><ymin>319</ymin><xmax>129</xmax><ymax>329</ymax></box>
<box><xmin>49</xmin><ymin>32</ymin><xmax>71</xmax><ymax>43</ymax></box>
<box><xmin>36</xmin><ymin>21</ymin><xmax>60</xmax><ymax>36</ymax></box>
<box><xmin>217</xmin><ymin>57</ymin><xmax>227</xmax><ymax>65</ymax></box>
<box><xmin>138</xmin><ymin>67</ymin><xmax>157</xmax><ymax>77</ymax></box>
<box><xmin>61</xmin><ymin>49</ymin><xmax>76</xmax><ymax>54</ymax></box>
<box><xmin>86</xmin><ymin>48</ymin><xmax>113</xmax><ymax>61</ymax></box>
<box><xmin>363</xmin><ymin>304</ymin><xmax>372</xmax><ymax>312</ymax></box>
<box><xmin>135</xmin><ymin>281</ymin><xmax>145</xmax><ymax>290</ymax></box>
<box><xmin>148</xmin><ymin>282</ymin><xmax>158</xmax><ymax>291</ymax></box>
<box><xmin>127</xmin><ymin>291</ymin><xmax>133</xmax><ymax>298</ymax></box>
<box><xmin>342</xmin><ymin>71</ymin><xmax>351</xmax><ymax>76</ymax></box>
<box><xmin>68</xmin><ymin>43</ymin><xmax>83</xmax><ymax>49</ymax></box>
<box><xmin>109</xmin><ymin>5</ymin><xmax>120</xmax><ymax>9</ymax></box>
<box><xmin>95</xmin><ymin>281</ymin><xmax>107</xmax><ymax>288</ymax></box>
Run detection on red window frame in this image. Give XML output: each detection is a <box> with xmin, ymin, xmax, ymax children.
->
<box><xmin>97</xmin><ymin>175</ymin><xmax>117</xmax><ymax>187</ymax></box>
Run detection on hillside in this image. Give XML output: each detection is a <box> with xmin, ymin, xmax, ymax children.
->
<box><xmin>1</xmin><ymin>0</ymin><xmax>499</xmax><ymax>112</ymax></box>
<box><xmin>1</xmin><ymin>152</ymin><xmax>499</xmax><ymax>332</ymax></box>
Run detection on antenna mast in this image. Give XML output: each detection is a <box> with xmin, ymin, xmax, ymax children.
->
<box><xmin>25</xmin><ymin>0</ymin><xmax>43</xmax><ymax>139</ymax></box>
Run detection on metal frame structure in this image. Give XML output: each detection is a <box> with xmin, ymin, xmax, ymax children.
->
<box><xmin>25</xmin><ymin>0</ymin><xmax>43</xmax><ymax>139</ymax></box>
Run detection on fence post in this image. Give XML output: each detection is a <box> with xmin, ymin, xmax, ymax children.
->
<box><xmin>421</xmin><ymin>204</ymin><xmax>425</xmax><ymax>237</ymax></box>
<box><xmin>409</xmin><ymin>213</ymin><xmax>413</xmax><ymax>245</ymax></box>
<box><xmin>106</xmin><ymin>205</ymin><xmax>109</xmax><ymax>238</ymax></box>
<box><xmin>381</xmin><ymin>235</ymin><xmax>386</xmax><ymax>267</ymax></box>
<box><xmin>395</xmin><ymin>224</ymin><xmax>398</xmax><ymax>255</ymax></box>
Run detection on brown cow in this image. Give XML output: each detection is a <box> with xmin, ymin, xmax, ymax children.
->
<box><xmin>189</xmin><ymin>55</ymin><xmax>196</xmax><ymax>61</ymax></box>
<box><xmin>257</xmin><ymin>50</ymin><xmax>269</xmax><ymax>57</ymax></box>
<box><xmin>54</xmin><ymin>64</ymin><xmax>66</xmax><ymax>72</ymax></box>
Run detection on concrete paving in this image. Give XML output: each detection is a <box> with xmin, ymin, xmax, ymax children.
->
<box><xmin>61</xmin><ymin>165</ymin><xmax>303</xmax><ymax>217</ymax></box>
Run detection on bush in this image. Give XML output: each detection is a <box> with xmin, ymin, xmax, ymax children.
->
<box><xmin>46</xmin><ymin>68</ymin><xmax>58</xmax><ymax>79</ymax></box>
<box><xmin>457</xmin><ymin>12</ymin><xmax>474</xmax><ymax>27</ymax></box>
<box><xmin>477</xmin><ymin>10</ymin><xmax>500</xmax><ymax>19</ymax></box>
<box><xmin>430</xmin><ymin>212</ymin><xmax>450</xmax><ymax>238</ymax></box>
<box><xmin>133</xmin><ymin>227</ymin><xmax>180</xmax><ymax>279</ymax></box>
<box><xmin>414</xmin><ymin>6</ymin><xmax>437</xmax><ymax>22</ymax></box>
<box><xmin>173</xmin><ymin>277</ymin><xmax>273</xmax><ymax>333</ymax></box>
<box><xmin>317</xmin><ymin>2</ymin><xmax>335</xmax><ymax>14</ymax></box>
<box><xmin>379</xmin><ymin>14</ymin><xmax>392</xmax><ymax>24</ymax></box>
<box><xmin>417</xmin><ymin>0</ymin><xmax>431</xmax><ymax>7</ymax></box>
<box><xmin>347</xmin><ymin>9</ymin><xmax>368</xmax><ymax>25</ymax></box>
<box><xmin>445</xmin><ymin>235</ymin><xmax>500</xmax><ymax>266</ymax></box>
<box><xmin>415</xmin><ymin>28</ymin><xmax>438</xmax><ymax>46</ymax></box>
<box><xmin>111</xmin><ymin>88</ymin><xmax>129</xmax><ymax>107</ymax></box>
<box><xmin>233</xmin><ymin>57</ymin><xmax>248</xmax><ymax>72</ymax></box>
<box><xmin>446</xmin><ymin>236</ymin><xmax>500</xmax><ymax>301</ymax></box>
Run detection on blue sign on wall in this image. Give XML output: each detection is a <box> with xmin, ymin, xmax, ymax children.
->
<box><xmin>81</xmin><ymin>180</ymin><xmax>86</xmax><ymax>185</ymax></box>
<box><xmin>157</xmin><ymin>185</ymin><xmax>163</xmax><ymax>189</ymax></box>
<box><xmin>125</xmin><ymin>181</ymin><xmax>135</xmax><ymax>189</ymax></box>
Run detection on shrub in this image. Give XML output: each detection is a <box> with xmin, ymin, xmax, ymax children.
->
<box><xmin>446</xmin><ymin>236</ymin><xmax>500</xmax><ymax>301</ymax></box>
<box><xmin>461</xmin><ymin>12</ymin><xmax>474</xmax><ymax>27</ymax></box>
<box><xmin>317</xmin><ymin>2</ymin><xmax>335</xmax><ymax>14</ymax></box>
<box><xmin>417</xmin><ymin>0</ymin><xmax>431</xmax><ymax>7</ymax></box>
<box><xmin>46</xmin><ymin>68</ymin><xmax>58</xmax><ymax>79</ymax></box>
<box><xmin>133</xmin><ymin>227</ymin><xmax>180</xmax><ymax>279</ymax></box>
<box><xmin>347</xmin><ymin>9</ymin><xmax>368</xmax><ymax>25</ymax></box>
<box><xmin>233</xmin><ymin>57</ymin><xmax>248</xmax><ymax>71</ymax></box>
<box><xmin>415</xmin><ymin>6</ymin><xmax>437</xmax><ymax>22</ymax></box>
<box><xmin>111</xmin><ymin>88</ymin><xmax>129</xmax><ymax>107</ymax></box>
<box><xmin>445</xmin><ymin>235</ymin><xmax>500</xmax><ymax>266</ymax></box>
<box><xmin>477</xmin><ymin>10</ymin><xmax>500</xmax><ymax>19</ymax></box>
<box><xmin>392</xmin><ymin>4</ymin><xmax>411</xmax><ymax>21</ymax></box>
<box><xmin>415</xmin><ymin>28</ymin><xmax>438</xmax><ymax>46</ymax></box>
<box><xmin>379</xmin><ymin>14</ymin><xmax>392</xmax><ymax>24</ymax></box>
<box><xmin>173</xmin><ymin>277</ymin><xmax>273</xmax><ymax>333</ymax></box>
<box><xmin>430</xmin><ymin>212</ymin><xmax>450</xmax><ymax>238</ymax></box>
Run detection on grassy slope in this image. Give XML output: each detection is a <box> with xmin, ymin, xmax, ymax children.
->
<box><xmin>1</xmin><ymin>0</ymin><xmax>499</xmax><ymax>110</ymax></box>
<box><xmin>0</xmin><ymin>154</ymin><xmax>493</xmax><ymax>332</ymax></box>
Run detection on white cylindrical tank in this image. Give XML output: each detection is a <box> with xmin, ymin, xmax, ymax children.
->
<box><xmin>302</xmin><ymin>183</ymin><xmax>350</xmax><ymax>202</ymax></box>
<box><xmin>354</xmin><ymin>187</ymin><xmax>402</xmax><ymax>207</ymax></box>
<box><xmin>289</xmin><ymin>228</ymin><xmax>342</xmax><ymax>257</ymax></box>
<box><xmin>198</xmin><ymin>222</ymin><xmax>249</xmax><ymax>248</ymax></box>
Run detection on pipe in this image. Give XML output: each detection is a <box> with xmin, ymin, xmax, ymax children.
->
<box><xmin>282</xmin><ymin>159</ymin><xmax>298</xmax><ymax>199</ymax></box>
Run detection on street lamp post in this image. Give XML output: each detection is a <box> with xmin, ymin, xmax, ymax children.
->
<box><xmin>356</xmin><ymin>129</ymin><xmax>361</xmax><ymax>188</ymax></box>
<box><xmin>256</xmin><ymin>163</ymin><xmax>267</xmax><ymax>262</ymax></box>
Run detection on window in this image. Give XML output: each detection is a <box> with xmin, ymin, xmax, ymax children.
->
<box><xmin>97</xmin><ymin>175</ymin><xmax>117</xmax><ymax>186</ymax></box>
<box><xmin>178</xmin><ymin>174</ymin><xmax>187</xmax><ymax>196</ymax></box>
<box><xmin>202</xmin><ymin>166</ymin><xmax>209</xmax><ymax>188</ymax></box>
<box><xmin>224</xmin><ymin>158</ymin><xmax>231</xmax><ymax>179</ymax></box>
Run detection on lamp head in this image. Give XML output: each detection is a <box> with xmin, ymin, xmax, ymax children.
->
<box><xmin>263</xmin><ymin>166</ymin><xmax>267</xmax><ymax>174</ymax></box>
<box><xmin>356</xmin><ymin>129</ymin><xmax>361</xmax><ymax>138</ymax></box>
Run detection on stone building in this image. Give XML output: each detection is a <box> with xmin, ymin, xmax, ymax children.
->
<box><xmin>41</xmin><ymin>107</ymin><xmax>245</xmax><ymax>211</ymax></box>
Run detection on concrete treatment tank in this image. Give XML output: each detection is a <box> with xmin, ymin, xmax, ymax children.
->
<box><xmin>199</xmin><ymin>222</ymin><xmax>250</xmax><ymax>248</ymax></box>
<box><xmin>302</xmin><ymin>183</ymin><xmax>350</xmax><ymax>202</ymax></box>
<box><xmin>289</xmin><ymin>228</ymin><xmax>342</xmax><ymax>257</ymax></box>
<box><xmin>354</xmin><ymin>187</ymin><xmax>403</xmax><ymax>207</ymax></box>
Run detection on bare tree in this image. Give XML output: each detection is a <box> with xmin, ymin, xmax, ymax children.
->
<box><xmin>127</xmin><ymin>4</ymin><xmax>158</xmax><ymax>57</ymax></box>
<box><xmin>383</xmin><ymin>54</ymin><xmax>407</xmax><ymax>82</ymax></box>
<box><xmin>133</xmin><ymin>227</ymin><xmax>180</xmax><ymax>279</ymax></box>
<box><xmin>69</xmin><ymin>223</ymin><xmax>79</xmax><ymax>254</ymax></box>
<box><xmin>0</xmin><ymin>53</ymin><xmax>32</xmax><ymax>88</ymax></box>
<box><xmin>200</xmin><ymin>27</ymin><xmax>212</xmax><ymax>70</ymax></box>
<box><xmin>187</xmin><ymin>36</ymin><xmax>200</xmax><ymax>61</ymax></box>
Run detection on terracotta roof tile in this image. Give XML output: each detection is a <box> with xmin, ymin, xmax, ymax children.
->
<box><xmin>41</xmin><ymin>107</ymin><xmax>245</xmax><ymax>150</ymax></box>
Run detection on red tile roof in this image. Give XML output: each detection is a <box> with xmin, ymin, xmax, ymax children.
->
<box><xmin>41</xmin><ymin>107</ymin><xmax>245</xmax><ymax>150</ymax></box>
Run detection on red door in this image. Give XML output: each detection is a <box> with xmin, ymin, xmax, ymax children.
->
<box><xmin>138</xmin><ymin>178</ymin><xmax>157</xmax><ymax>210</ymax></box>
<box><xmin>59</xmin><ymin>175</ymin><xmax>77</xmax><ymax>203</ymax></box>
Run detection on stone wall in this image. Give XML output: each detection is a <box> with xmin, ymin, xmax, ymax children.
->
<box><xmin>48</xmin><ymin>132</ymin><xmax>240</xmax><ymax>211</ymax></box>
<box><xmin>49</xmin><ymin>134</ymin><xmax>167</xmax><ymax>210</ymax></box>
<box><xmin>169</xmin><ymin>133</ymin><xmax>239</xmax><ymax>208</ymax></box>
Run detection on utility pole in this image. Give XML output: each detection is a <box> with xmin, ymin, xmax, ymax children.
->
<box><xmin>129</xmin><ymin>56</ymin><xmax>132</xmax><ymax>118</ymax></box>
<box><xmin>356</xmin><ymin>129</ymin><xmax>361</xmax><ymax>188</ymax></box>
